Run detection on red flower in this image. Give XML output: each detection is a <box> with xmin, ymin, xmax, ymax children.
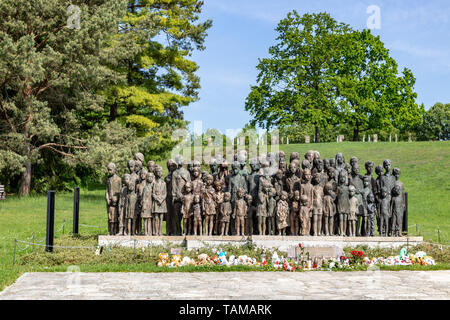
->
<box><xmin>313</xmin><ymin>263</ymin><xmax>317</xmax><ymax>269</ymax></box>
<box><xmin>298</xmin><ymin>243</ymin><xmax>302</xmax><ymax>248</ymax></box>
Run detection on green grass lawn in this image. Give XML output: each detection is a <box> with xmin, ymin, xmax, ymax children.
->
<box><xmin>0</xmin><ymin>141</ymin><xmax>449</xmax><ymax>291</ymax></box>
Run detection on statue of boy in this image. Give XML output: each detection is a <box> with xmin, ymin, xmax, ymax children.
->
<box><xmin>232</xmin><ymin>188</ymin><xmax>248</xmax><ymax>236</ymax></box>
<box><xmin>141</xmin><ymin>172</ymin><xmax>155</xmax><ymax>235</ymax></box>
<box><xmin>348</xmin><ymin>185</ymin><xmax>358</xmax><ymax>237</ymax></box>
<box><xmin>366</xmin><ymin>193</ymin><xmax>376</xmax><ymax>237</ymax></box>
<box><xmin>336</xmin><ymin>170</ymin><xmax>350</xmax><ymax>236</ymax></box>
<box><xmin>350</xmin><ymin>164</ymin><xmax>364</xmax><ymax>236</ymax></box>
<box><xmin>165</xmin><ymin>159</ymin><xmax>177</xmax><ymax>235</ymax></box>
<box><xmin>152</xmin><ymin>165</ymin><xmax>167</xmax><ymax>236</ymax></box>
<box><xmin>312</xmin><ymin>173</ymin><xmax>324</xmax><ymax>236</ymax></box>
<box><xmin>379</xmin><ymin>187</ymin><xmax>391</xmax><ymax>236</ymax></box>
<box><xmin>323</xmin><ymin>182</ymin><xmax>336</xmax><ymax>236</ymax></box>
<box><xmin>300</xmin><ymin>168</ymin><xmax>313</xmax><ymax>235</ymax></box>
<box><xmin>202</xmin><ymin>174</ymin><xmax>216</xmax><ymax>236</ymax></box>
<box><xmin>374</xmin><ymin>164</ymin><xmax>383</xmax><ymax>234</ymax></box>
<box><xmin>299</xmin><ymin>195</ymin><xmax>310</xmax><ymax>236</ymax></box>
<box><xmin>171</xmin><ymin>155</ymin><xmax>191</xmax><ymax>235</ymax></box>
<box><xmin>106</xmin><ymin>163</ymin><xmax>121</xmax><ymax>235</ymax></box>
<box><xmin>192</xmin><ymin>194</ymin><xmax>203</xmax><ymax>236</ymax></box>
<box><xmin>289</xmin><ymin>190</ymin><xmax>300</xmax><ymax>236</ymax></box>
<box><xmin>390</xmin><ymin>183</ymin><xmax>404</xmax><ymax>237</ymax></box>
<box><xmin>124</xmin><ymin>173</ymin><xmax>137</xmax><ymax>236</ymax></box>
<box><xmin>245</xmin><ymin>194</ymin><xmax>255</xmax><ymax>235</ymax></box>
<box><xmin>360</xmin><ymin>176</ymin><xmax>371</xmax><ymax>236</ymax></box>
<box><xmin>276</xmin><ymin>191</ymin><xmax>290</xmax><ymax>235</ymax></box>
<box><xmin>118</xmin><ymin>174</ymin><xmax>130</xmax><ymax>235</ymax></box>
<box><xmin>136</xmin><ymin>168</ymin><xmax>148</xmax><ymax>235</ymax></box>
<box><xmin>181</xmin><ymin>182</ymin><xmax>194</xmax><ymax>236</ymax></box>
<box><xmin>220</xmin><ymin>192</ymin><xmax>232</xmax><ymax>236</ymax></box>
<box><xmin>213</xmin><ymin>181</ymin><xmax>224</xmax><ymax>235</ymax></box>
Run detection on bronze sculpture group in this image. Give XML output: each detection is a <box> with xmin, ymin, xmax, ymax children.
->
<box><xmin>106</xmin><ymin>151</ymin><xmax>406</xmax><ymax>237</ymax></box>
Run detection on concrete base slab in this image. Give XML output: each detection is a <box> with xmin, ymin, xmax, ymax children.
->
<box><xmin>1</xmin><ymin>271</ymin><xmax>448</xmax><ymax>300</ymax></box>
<box><xmin>98</xmin><ymin>235</ymin><xmax>423</xmax><ymax>251</ymax></box>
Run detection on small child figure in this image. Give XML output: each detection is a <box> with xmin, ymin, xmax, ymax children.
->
<box><xmin>366</xmin><ymin>192</ymin><xmax>376</xmax><ymax>237</ymax></box>
<box><xmin>360</xmin><ymin>176</ymin><xmax>371</xmax><ymax>236</ymax></box>
<box><xmin>202</xmin><ymin>174</ymin><xmax>216</xmax><ymax>236</ymax></box>
<box><xmin>348</xmin><ymin>185</ymin><xmax>358</xmax><ymax>237</ymax></box>
<box><xmin>220</xmin><ymin>192</ymin><xmax>232</xmax><ymax>236</ymax></box>
<box><xmin>141</xmin><ymin>172</ymin><xmax>154</xmax><ymax>236</ymax></box>
<box><xmin>213</xmin><ymin>181</ymin><xmax>224</xmax><ymax>235</ymax></box>
<box><xmin>276</xmin><ymin>191</ymin><xmax>289</xmax><ymax>235</ymax></box>
<box><xmin>390</xmin><ymin>184</ymin><xmax>404</xmax><ymax>237</ymax></box>
<box><xmin>289</xmin><ymin>191</ymin><xmax>300</xmax><ymax>236</ymax></box>
<box><xmin>323</xmin><ymin>183</ymin><xmax>336</xmax><ymax>236</ymax></box>
<box><xmin>336</xmin><ymin>171</ymin><xmax>350</xmax><ymax>236</ymax></box>
<box><xmin>379</xmin><ymin>187</ymin><xmax>391</xmax><ymax>237</ymax></box>
<box><xmin>245</xmin><ymin>194</ymin><xmax>255</xmax><ymax>236</ymax></box>
<box><xmin>192</xmin><ymin>194</ymin><xmax>203</xmax><ymax>236</ymax></box>
<box><xmin>299</xmin><ymin>195</ymin><xmax>310</xmax><ymax>236</ymax></box>
<box><xmin>232</xmin><ymin>188</ymin><xmax>247</xmax><ymax>236</ymax></box>
<box><xmin>312</xmin><ymin>173</ymin><xmax>324</xmax><ymax>236</ymax></box>
<box><xmin>152</xmin><ymin>165</ymin><xmax>167</xmax><ymax>236</ymax></box>
<box><xmin>181</xmin><ymin>182</ymin><xmax>194</xmax><ymax>236</ymax></box>
<box><xmin>135</xmin><ymin>168</ymin><xmax>148</xmax><ymax>235</ymax></box>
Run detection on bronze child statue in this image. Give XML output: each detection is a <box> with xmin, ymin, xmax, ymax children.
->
<box><xmin>312</xmin><ymin>173</ymin><xmax>324</xmax><ymax>236</ymax></box>
<box><xmin>379</xmin><ymin>187</ymin><xmax>391</xmax><ymax>237</ymax></box>
<box><xmin>232</xmin><ymin>188</ymin><xmax>247</xmax><ymax>236</ymax></box>
<box><xmin>323</xmin><ymin>183</ymin><xmax>336</xmax><ymax>236</ymax></box>
<box><xmin>300</xmin><ymin>169</ymin><xmax>313</xmax><ymax>235</ymax></box>
<box><xmin>390</xmin><ymin>183</ymin><xmax>404</xmax><ymax>237</ymax></box>
<box><xmin>289</xmin><ymin>190</ymin><xmax>300</xmax><ymax>236</ymax></box>
<box><xmin>202</xmin><ymin>174</ymin><xmax>216</xmax><ymax>236</ymax></box>
<box><xmin>152</xmin><ymin>165</ymin><xmax>167</xmax><ymax>236</ymax></box>
<box><xmin>192</xmin><ymin>194</ymin><xmax>203</xmax><ymax>236</ymax></box>
<box><xmin>336</xmin><ymin>170</ymin><xmax>350</xmax><ymax>236</ymax></box>
<box><xmin>245</xmin><ymin>194</ymin><xmax>255</xmax><ymax>236</ymax></box>
<box><xmin>220</xmin><ymin>192</ymin><xmax>232</xmax><ymax>236</ymax></box>
<box><xmin>299</xmin><ymin>195</ymin><xmax>310</xmax><ymax>236</ymax></box>
<box><xmin>276</xmin><ymin>191</ymin><xmax>289</xmax><ymax>235</ymax></box>
<box><xmin>366</xmin><ymin>192</ymin><xmax>376</xmax><ymax>237</ymax></box>
<box><xmin>106</xmin><ymin>163</ymin><xmax>121</xmax><ymax>235</ymax></box>
<box><xmin>181</xmin><ymin>182</ymin><xmax>194</xmax><ymax>236</ymax></box>
<box><xmin>348</xmin><ymin>185</ymin><xmax>358</xmax><ymax>237</ymax></box>
<box><xmin>141</xmin><ymin>172</ymin><xmax>155</xmax><ymax>236</ymax></box>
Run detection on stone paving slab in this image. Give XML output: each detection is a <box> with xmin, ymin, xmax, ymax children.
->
<box><xmin>1</xmin><ymin>271</ymin><xmax>449</xmax><ymax>300</ymax></box>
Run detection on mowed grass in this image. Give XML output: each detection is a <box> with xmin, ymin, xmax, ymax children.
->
<box><xmin>0</xmin><ymin>141</ymin><xmax>449</xmax><ymax>291</ymax></box>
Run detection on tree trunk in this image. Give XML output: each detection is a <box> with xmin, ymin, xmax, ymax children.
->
<box><xmin>20</xmin><ymin>159</ymin><xmax>32</xmax><ymax>196</ymax></box>
<box><xmin>314</xmin><ymin>126</ymin><xmax>321</xmax><ymax>143</ymax></box>
<box><xmin>110</xmin><ymin>102</ymin><xmax>118</xmax><ymax>120</ymax></box>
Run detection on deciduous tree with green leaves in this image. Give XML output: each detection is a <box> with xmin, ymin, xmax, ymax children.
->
<box><xmin>245</xmin><ymin>11</ymin><xmax>351</xmax><ymax>143</ymax></box>
<box><xmin>334</xmin><ymin>29</ymin><xmax>424</xmax><ymax>141</ymax></box>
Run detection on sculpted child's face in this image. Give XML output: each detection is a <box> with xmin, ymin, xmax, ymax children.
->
<box><xmin>107</xmin><ymin>166</ymin><xmax>115</xmax><ymax>176</ymax></box>
<box><xmin>349</xmin><ymin>188</ymin><xmax>355</xmax><ymax>197</ymax></box>
<box><xmin>146</xmin><ymin>173</ymin><xmax>154</xmax><ymax>183</ymax></box>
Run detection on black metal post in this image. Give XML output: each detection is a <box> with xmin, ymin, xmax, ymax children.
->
<box><xmin>46</xmin><ymin>191</ymin><xmax>56</xmax><ymax>252</ymax></box>
<box><xmin>402</xmin><ymin>192</ymin><xmax>408</xmax><ymax>234</ymax></box>
<box><xmin>73</xmin><ymin>187</ymin><xmax>80</xmax><ymax>235</ymax></box>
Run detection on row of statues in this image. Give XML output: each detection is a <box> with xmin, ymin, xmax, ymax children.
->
<box><xmin>106</xmin><ymin>150</ymin><xmax>406</xmax><ymax>237</ymax></box>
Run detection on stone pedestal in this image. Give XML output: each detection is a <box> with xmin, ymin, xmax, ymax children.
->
<box><xmin>98</xmin><ymin>235</ymin><xmax>423</xmax><ymax>251</ymax></box>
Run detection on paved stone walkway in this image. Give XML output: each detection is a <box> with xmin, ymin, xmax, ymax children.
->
<box><xmin>1</xmin><ymin>271</ymin><xmax>449</xmax><ymax>300</ymax></box>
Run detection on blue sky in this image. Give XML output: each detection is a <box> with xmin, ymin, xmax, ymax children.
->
<box><xmin>183</xmin><ymin>0</ymin><xmax>450</xmax><ymax>135</ymax></box>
